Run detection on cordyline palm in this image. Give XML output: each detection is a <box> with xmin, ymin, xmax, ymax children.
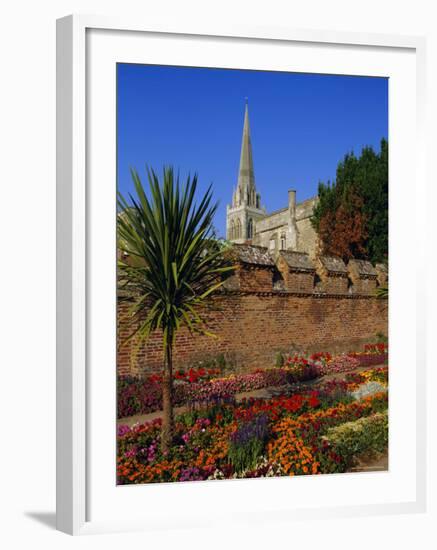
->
<box><xmin>117</xmin><ymin>167</ymin><xmax>233</xmax><ymax>451</ymax></box>
<box><xmin>376</xmin><ymin>285</ymin><xmax>388</xmax><ymax>299</ymax></box>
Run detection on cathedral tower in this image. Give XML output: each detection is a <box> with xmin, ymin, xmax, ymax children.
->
<box><xmin>226</xmin><ymin>102</ymin><xmax>266</xmax><ymax>243</ymax></box>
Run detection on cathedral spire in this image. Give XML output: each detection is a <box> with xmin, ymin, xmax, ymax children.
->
<box><xmin>227</xmin><ymin>101</ymin><xmax>265</xmax><ymax>242</ymax></box>
<box><xmin>237</xmin><ymin>101</ymin><xmax>255</xmax><ymax>198</ymax></box>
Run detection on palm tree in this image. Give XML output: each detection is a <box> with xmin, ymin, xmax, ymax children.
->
<box><xmin>375</xmin><ymin>284</ymin><xmax>388</xmax><ymax>299</ymax></box>
<box><xmin>117</xmin><ymin>167</ymin><xmax>233</xmax><ymax>451</ymax></box>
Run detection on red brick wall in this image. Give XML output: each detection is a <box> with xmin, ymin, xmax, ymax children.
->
<box><xmin>319</xmin><ymin>275</ymin><xmax>349</xmax><ymax>295</ymax></box>
<box><xmin>117</xmin><ymin>291</ymin><xmax>388</xmax><ymax>376</ymax></box>
<box><xmin>276</xmin><ymin>256</ymin><xmax>315</xmax><ymax>293</ymax></box>
<box><xmin>239</xmin><ymin>266</ymin><xmax>273</xmax><ymax>292</ymax></box>
<box><xmin>350</xmin><ymin>278</ymin><xmax>378</xmax><ymax>296</ymax></box>
<box><xmin>285</xmin><ymin>272</ymin><xmax>315</xmax><ymax>294</ymax></box>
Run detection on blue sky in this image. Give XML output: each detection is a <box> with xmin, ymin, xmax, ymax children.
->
<box><xmin>117</xmin><ymin>64</ymin><xmax>388</xmax><ymax>237</ymax></box>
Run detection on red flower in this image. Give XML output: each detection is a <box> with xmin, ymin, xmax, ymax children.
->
<box><xmin>308</xmin><ymin>394</ymin><xmax>320</xmax><ymax>408</ymax></box>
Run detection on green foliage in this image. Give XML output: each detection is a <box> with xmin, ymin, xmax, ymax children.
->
<box><xmin>189</xmin><ymin>353</ymin><xmax>233</xmax><ymax>374</ymax></box>
<box><xmin>117</xmin><ymin>166</ymin><xmax>235</xmax><ymax>450</ymax></box>
<box><xmin>275</xmin><ymin>352</ymin><xmax>284</xmax><ymax>368</ymax></box>
<box><xmin>324</xmin><ymin>411</ymin><xmax>388</xmax><ymax>467</ymax></box>
<box><xmin>312</xmin><ymin>139</ymin><xmax>388</xmax><ymax>264</ymax></box>
<box><xmin>375</xmin><ymin>332</ymin><xmax>389</xmax><ymax>344</ymax></box>
<box><xmin>376</xmin><ymin>285</ymin><xmax>388</xmax><ymax>299</ymax></box>
<box><xmin>117</xmin><ymin>167</ymin><xmax>234</xmax><ymax>348</ymax></box>
<box><xmin>178</xmin><ymin>402</ymin><xmax>235</xmax><ymax>429</ymax></box>
<box><xmin>177</xmin><ymin>409</ymin><xmax>199</xmax><ymax>428</ymax></box>
<box><xmin>228</xmin><ymin>415</ymin><xmax>270</xmax><ymax>473</ymax></box>
<box><xmin>216</xmin><ymin>353</ymin><xmax>227</xmax><ymax>371</ymax></box>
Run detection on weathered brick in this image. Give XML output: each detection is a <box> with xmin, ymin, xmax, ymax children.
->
<box><xmin>117</xmin><ymin>288</ymin><xmax>388</xmax><ymax>376</ymax></box>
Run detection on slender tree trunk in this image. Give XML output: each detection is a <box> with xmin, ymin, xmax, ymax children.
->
<box><xmin>161</xmin><ymin>341</ymin><xmax>174</xmax><ymax>453</ymax></box>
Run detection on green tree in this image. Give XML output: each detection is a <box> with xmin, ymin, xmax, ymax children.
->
<box><xmin>117</xmin><ymin>167</ymin><xmax>233</xmax><ymax>451</ymax></box>
<box><xmin>312</xmin><ymin>139</ymin><xmax>388</xmax><ymax>264</ymax></box>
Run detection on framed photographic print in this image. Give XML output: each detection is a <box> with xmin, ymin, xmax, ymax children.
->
<box><xmin>56</xmin><ymin>15</ymin><xmax>427</xmax><ymax>535</ymax></box>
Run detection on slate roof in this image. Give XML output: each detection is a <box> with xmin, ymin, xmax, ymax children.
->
<box><xmin>232</xmin><ymin>244</ymin><xmax>275</xmax><ymax>267</ymax></box>
<box><xmin>319</xmin><ymin>256</ymin><xmax>348</xmax><ymax>274</ymax></box>
<box><xmin>348</xmin><ymin>259</ymin><xmax>377</xmax><ymax>278</ymax></box>
<box><xmin>279</xmin><ymin>250</ymin><xmax>315</xmax><ymax>272</ymax></box>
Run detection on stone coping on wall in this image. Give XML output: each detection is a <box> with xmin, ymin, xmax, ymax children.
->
<box><xmin>348</xmin><ymin>259</ymin><xmax>378</xmax><ymax>279</ymax></box>
<box><xmin>230</xmin><ymin>243</ymin><xmax>275</xmax><ymax>267</ymax></box>
<box><xmin>278</xmin><ymin>250</ymin><xmax>316</xmax><ymax>272</ymax></box>
<box><xmin>262</xmin><ymin>206</ymin><xmax>288</xmax><ymax>217</ymax></box>
<box><xmin>117</xmin><ymin>244</ymin><xmax>387</xmax><ymax>299</ymax></box>
<box><xmin>318</xmin><ymin>255</ymin><xmax>348</xmax><ymax>275</ymax></box>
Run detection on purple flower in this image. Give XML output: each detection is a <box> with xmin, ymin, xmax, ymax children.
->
<box><xmin>179</xmin><ymin>467</ymin><xmax>204</xmax><ymax>482</ymax></box>
<box><xmin>146</xmin><ymin>441</ymin><xmax>158</xmax><ymax>462</ymax></box>
<box><xmin>117</xmin><ymin>424</ymin><xmax>131</xmax><ymax>437</ymax></box>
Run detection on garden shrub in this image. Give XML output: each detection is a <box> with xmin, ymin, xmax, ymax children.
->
<box><xmin>324</xmin><ymin>411</ymin><xmax>388</xmax><ymax>467</ymax></box>
<box><xmin>216</xmin><ymin>353</ymin><xmax>227</xmax><ymax>371</ymax></box>
<box><xmin>275</xmin><ymin>352</ymin><xmax>284</xmax><ymax>368</ymax></box>
<box><xmin>375</xmin><ymin>332</ymin><xmax>388</xmax><ymax>344</ymax></box>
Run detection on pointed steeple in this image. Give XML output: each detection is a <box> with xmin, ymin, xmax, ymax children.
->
<box><xmin>227</xmin><ymin>101</ymin><xmax>266</xmax><ymax>242</ymax></box>
<box><xmin>237</xmin><ymin>101</ymin><xmax>255</xmax><ymax>201</ymax></box>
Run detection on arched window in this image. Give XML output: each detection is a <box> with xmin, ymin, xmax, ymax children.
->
<box><xmin>236</xmin><ymin>219</ymin><xmax>242</xmax><ymax>239</ymax></box>
<box><xmin>229</xmin><ymin>219</ymin><xmax>235</xmax><ymax>240</ymax></box>
<box><xmin>280</xmin><ymin>233</ymin><xmax>286</xmax><ymax>250</ymax></box>
<box><xmin>269</xmin><ymin>234</ymin><xmax>277</xmax><ymax>251</ymax></box>
<box><xmin>247</xmin><ymin>218</ymin><xmax>253</xmax><ymax>239</ymax></box>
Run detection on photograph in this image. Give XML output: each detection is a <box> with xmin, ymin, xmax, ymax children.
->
<box><xmin>116</xmin><ymin>63</ymin><xmax>389</xmax><ymax>485</ymax></box>
<box><xmin>1</xmin><ymin>0</ymin><xmax>432</xmax><ymax>544</ymax></box>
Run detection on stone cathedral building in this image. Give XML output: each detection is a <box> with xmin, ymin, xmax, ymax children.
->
<box><xmin>118</xmin><ymin>103</ymin><xmax>388</xmax><ymax>378</ymax></box>
<box><xmin>226</xmin><ymin>103</ymin><xmax>318</xmax><ymax>257</ymax></box>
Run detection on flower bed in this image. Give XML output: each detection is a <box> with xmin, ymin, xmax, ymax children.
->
<box><xmin>117</xmin><ymin>363</ymin><xmax>321</xmax><ymax>419</ymax></box>
<box><xmin>318</xmin><ymin>352</ymin><xmax>387</xmax><ymax>375</ymax></box>
<box><xmin>117</xmin><ymin>344</ymin><xmax>389</xmax><ymax>419</ymax></box>
<box><xmin>347</xmin><ymin>342</ymin><xmax>388</xmax><ymax>367</ymax></box>
<box><xmin>117</xmin><ymin>366</ymin><xmax>389</xmax><ymax>484</ymax></box>
<box><xmin>349</xmin><ymin>353</ymin><xmax>388</xmax><ymax>367</ymax></box>
<box><xmin>318</xmin><ymin>354</ymin><xmax>360</xmax><ymax>375</ymax></box>
<box><xmin>364</xmin><ymin>343</ymin><xmax>388</xmax><ymax>355</ymax></box>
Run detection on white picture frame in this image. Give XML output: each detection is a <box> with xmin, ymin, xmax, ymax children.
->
<box><xmin>56</xmin><ymin>14</ymin><xmax>427</xmax><ymax>535</ymax></box>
